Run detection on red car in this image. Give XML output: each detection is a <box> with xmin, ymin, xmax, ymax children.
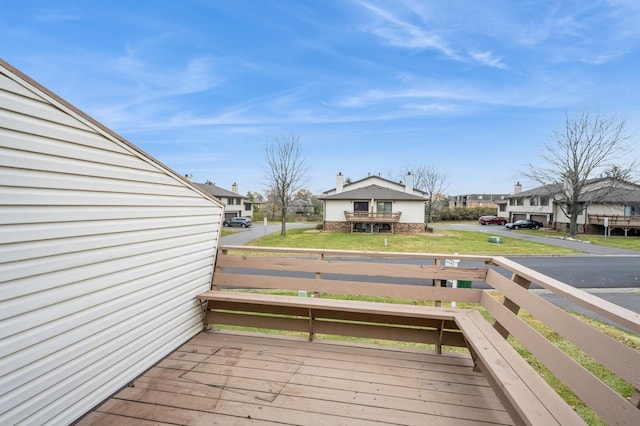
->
<box><xmin>479</xmin><ymin>215</ymin><xmax>507</xmax><ymax>225</ymax></box>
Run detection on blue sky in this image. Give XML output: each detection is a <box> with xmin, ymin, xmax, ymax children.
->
<box><xmin>2</xmin><ymin>0</ymin><xmax>639</xmax><ymax>196</ymax></box>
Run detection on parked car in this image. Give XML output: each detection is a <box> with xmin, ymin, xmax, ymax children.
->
<box><xmin>505</xmin><ymin>219</ymin><xmax>543</xmax><ymax>230</ymax></box>
<box><xmin>479</xmin><ymin>215</ymin><xmax>507</xmax><ymax>225</ymax></box>
<box><xmin>223</xmin><ymin>216</ymin><xmax>252</xmax><ymax>227</ymax></box>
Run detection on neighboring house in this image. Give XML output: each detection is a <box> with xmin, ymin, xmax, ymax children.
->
<box><xmin>505</xmin><ymin>178</ymin><xmax>640</xmax><ymax>235</ymax></box>
<box><xmin>195</xmin><ymin>181</ymin><xmax>253</xmax><ymax>219</ymax></box>
<box><xmin>320</xmin><ymin>172</ymin><xmax>427</xmax><ymax>233</ymax></box>
<box><xmin>288</xmin><ymin>198</ymin><xmax>314</xmax><ymax>215</ymax></box>
<box><xmin>448</xmin><ymin>193</ymin><xmax>509</xmax><ymax>210</ymax></box>
<box><xmin>0</xmin><ymin>60</ymin><xmax>224</xmax><ymax>424</ymax></box>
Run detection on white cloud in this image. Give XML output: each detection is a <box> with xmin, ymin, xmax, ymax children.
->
<box><xmin>357</xmin><ymin>1</ymin><xmax>461</xmax><ymax>60</ymax></box>
<box><xmin>469</xmin><ymin>51</ymin><xmax>507</xmax><ymax>69</ymax></box>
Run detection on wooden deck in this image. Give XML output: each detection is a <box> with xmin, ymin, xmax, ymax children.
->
<box><xmin>79</xmin><ymin>330</ymin><xmax>513</xmax><ymax>426</ymax></box>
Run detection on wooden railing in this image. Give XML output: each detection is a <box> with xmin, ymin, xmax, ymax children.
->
<box><xmin>588</xmin><ymin>214</ymin><xmax>640</xmax><ymax>236</ymax></box>
<box><xmin>200</xmin><ymin>246</ymin><xmax>640</xmax><ymax>426</ymax></box>
<box><xmin>343</xmin><ymin>210</ymin><xmax>402</xmax><ymax>222</ymax></box>
<box><xmin>589</xmin><ymin>214</ymin><xmax>640</xmax><ymax>226</ymax></box>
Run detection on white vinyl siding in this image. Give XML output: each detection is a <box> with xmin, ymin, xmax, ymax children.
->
<box><xmin>0</xmin><ymin>62</ymin><xmax>223</xmax><ymax>424</ymax></box>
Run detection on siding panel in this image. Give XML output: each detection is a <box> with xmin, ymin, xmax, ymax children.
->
<box><xmin>1</xmin><ymin>109</ymin><xmax>130</xmax><ymax>154</ymax></box>
<box><xmin>0</xmin><ymin>61</ymin><xmax>224</xmax><ymax>424</ymax></box>
<box><xmin>1</xmin><ymin>128</ymin><xmax>155</xmax><ymax>170</ymax></box>
<box><xmin>0</xmin><ymin>88</ymin><xmax>94</xmax><ymax>131</ymax></box>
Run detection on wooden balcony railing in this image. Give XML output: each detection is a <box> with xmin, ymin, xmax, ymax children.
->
<box><xmin>588</xmin><ymin>214</ymin><xmax>640</xmax><ymax>226</ymax></box>
<box><xmin>588</xmin><ymin>214</ymin><xmax>640</xmax><ymax>237</ymax></box>
<box><xmin>194</xmin><ymin>245</ymin><xmax>640</xmax><ymax>426</ymax></box>
<box><xmin>343</xmin><ymin>210</ymin><xmax>402</xmax><ymax>222</ymax></box>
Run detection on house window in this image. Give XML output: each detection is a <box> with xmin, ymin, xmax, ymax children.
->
<box><xmin>530</xmin><ymin>197</ymin><xmax>538</xmax><ymax>206</ymax></box>
<box><xmin>353</xmin><ymin>201</ymin><xmax>369</xmax><ymax>212</ymax></box>
<box><xmin>540</xmin><ymin>196</ymin><xmax>549</xmax><ymax>206</ymax></box>
<box><xmin>625</xmin><ymin>205</ymin><xmax>639</xmax><ymax>216</ymax></box>
<box><xmin>516</xmin><ymin>197</ymin><xmax>524</xmax><ymax>206</ymax></box>
<box><xmin>377</xmin><ymin>201</ymin><xmax>392</xmax><ymax>217</ymax></box>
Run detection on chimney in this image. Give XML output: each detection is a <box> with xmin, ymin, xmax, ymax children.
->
<box><xmin>336</xmin><ymin>172</ymin><xmax>344</xmax><ymax>193</ymax></box>
<box><xmin>514</xmin><ymin>182</ymin><xmax>522</xmax><ymax>194</ymax></box>
<box><xmin>232</xmin><ymin>182</ymin><xmax>238</xmax><ymax>193</ymax></box>
<box><xmin>405</xmin><ymin>172</ymin><xmax>414</xmax><ymax>194</ymax></box>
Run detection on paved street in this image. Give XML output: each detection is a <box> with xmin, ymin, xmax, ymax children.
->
<box><xmin>220</xmin><ymin>221</ymin><xmax>315</xmax><ymax>246</ymax></box>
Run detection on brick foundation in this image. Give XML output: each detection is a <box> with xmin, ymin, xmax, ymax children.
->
<box><xmin>323</xmin><ymin>221</ymin><xmax>425</xmax><ymax>233</ymax></box>
<box><xmin>323</xmin><ymin>221</ymin><xmax>351</xmax><ymax>232</ymax></box>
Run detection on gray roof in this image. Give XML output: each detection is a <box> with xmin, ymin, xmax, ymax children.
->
<box><xmin>579</xmin><ymin>186</ymin><xmax>640</xmax><ymax>204</ymax></box>
<box><xmin>507</xmin><ymin>178</ymin><xmax>640</xmax><ymax>203</ymax></box>
<box><xmin>507</xmin><ymin>184</ymin><xmax>562</xmax><ymax>198</ymax></box>
<box><xmin>324</xmin><ymin>175</ymin><xmax>427</xmax><ymax>196</ymax></box>
<box><xmin>194</xmin><ymin>183</ymin><xmax>242</xmax><ymax>199</ymax></box>
<box><xmin>320</xmin><ymin>184</ymin><xmax>427</xmax><ymax>201</ymax></box>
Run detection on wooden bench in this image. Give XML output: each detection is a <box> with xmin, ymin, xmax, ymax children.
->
<box><xmin>198</xmin><ymin>291</ymin><xmax>466</xmax><ymax>350</ymax></box>
<box><xmin>197</xmin><ymin>245</ymin><xmax>640</xmax><ymax>426</ymax></box>
<box><xmin>457</xmin><ymin>310</ymin><xmax>584</xmax><ymax>425</ymax></box>
<box><xmin>197</xmin><ymin>290</ymin><xmax>585</xmax><ymax>425</ymax></box>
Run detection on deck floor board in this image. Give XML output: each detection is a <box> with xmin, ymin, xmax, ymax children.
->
<box><xmin>80</xmin><ymin>331</ymin><xmax>513</xmax><ymax>425</ymax></box>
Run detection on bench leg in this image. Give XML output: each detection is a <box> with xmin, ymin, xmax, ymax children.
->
<box><xmin>199</xmin><ymin>300</ymin><xmax>209</xmax><ymax>331</ymax></box>
<box><xmin>461</xmin><ymin>335</ymin><xmax>482</xmax><ymax>372</ymax></box>
<box><xmin>308</xmin><ymin>308</ymin><xmax>315</xmax><ymax>341</ymax></box>
<box><xmin>436</xmin><ymin>320</ymin><xmax>445</xmax><ymax>354</ymax></box>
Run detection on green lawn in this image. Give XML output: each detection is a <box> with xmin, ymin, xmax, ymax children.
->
<box><xmin>515</xmin><ymin>228</ymin><xmax>640</xmax><ymax>251</ymax></box>
<box><xmin>220</xmin><ymin>229</ymin><xmax>237</xmax><ymax>238</ymax></box>
<box><xmin>248</xmin><ymin>228</ymin><xmax>579</xmax><ymax>255</ymax></box>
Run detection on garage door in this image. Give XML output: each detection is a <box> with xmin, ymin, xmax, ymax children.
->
<box><xmin>512</xmin><ymin>214</ymin><xmax>526</xmax><ymax>221</ymax></box>
<box><xmin>530</xmin><ymin>215</ymin><xmax>547</xmax><ymax>227</ymax></box>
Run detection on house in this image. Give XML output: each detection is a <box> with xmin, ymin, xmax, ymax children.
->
<box><xmin>505</xmin><ymin>178</ymin><xmax>640</xmax><ymax>235</ymax></box>
<box><xmin>0</xmin><ymin>59</ymin><xmax>224</xmax><ymax>424</ymax></box>
<box><xmin>288</xmin><ymin>197</ymin><xmax>314</xmax><ymax>215</ymax></box>
<box><xmin>194</xmin><ymin>181</ymin><xmax>253</xmax><ymax>219</ymax></box>
<box><xmin>448</xmin><ymin>193</ymin><xmax>509</xmax><ymax>210</ymax></box>
<box><xmin>320</xmin><ymin>172</ymin><xmax>427</xmax><ymax>233</ymax></box>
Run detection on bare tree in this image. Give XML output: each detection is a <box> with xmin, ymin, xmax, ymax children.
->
<box><xmin>604</xmin><ymin>165</ymin><xmax>636</xmax><ymax>182</ymax></box>
<box><xmin>399</xmin><ymin>164</ymin><xmax>449</xmax><ymax>225</ymax></box>
<box><xmin>264</xmin><ymin>132</ymin><xmax>308</xmax><ymax>236</ymax></box>
<box><xmin>524</xmin><ymin>109</ymin><xmax>634</xmax><ymax>236</ymax></box>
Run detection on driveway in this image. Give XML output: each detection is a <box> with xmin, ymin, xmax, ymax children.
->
<box><xmin>221</xmin><ymin>221</ymin><xmax>315</xmax><ymax>245</ymax></box>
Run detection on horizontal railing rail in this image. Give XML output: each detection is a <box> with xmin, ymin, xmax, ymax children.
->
<box><xmin>588</xmin><ymin>214</ymin><xmax>640</xmax><ymax>226</ymax></box>
<box><xmin>343</xmin><ymin>210</ymin><xmax>402</xmax><ymax>222</ymax></box>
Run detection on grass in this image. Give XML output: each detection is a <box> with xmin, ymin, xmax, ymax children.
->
<box><xmin>247</xmin><ymin>227</ymin><xmax>579</xmax><ymax>255</ymax></box>
<box><xmin>515</xmin><ymin>228</ymin><xmax>640</xmax><ymax>251</ymax></box>
<box><xmin>220</xmin><ymin>229</ymin><xmax>237</xmax><ymax>238</ymax></box>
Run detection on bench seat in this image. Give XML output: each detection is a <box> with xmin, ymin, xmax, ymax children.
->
<box><xmin>198</xmin><ymin>290</ymin><xmax>586</xmax><ymax>425</ymax></box>
<box><xmin>457</xmin><ymin>310</ymin><xmax>585</xmax><ymax>425</ymax></box>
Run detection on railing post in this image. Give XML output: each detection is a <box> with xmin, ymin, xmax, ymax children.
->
<box><xmin>493</xmin><ymin>273</ymin><xmax>531</xmax><ymax>339</ymax></box>
<box><xmin>434</xmin><ymin>259</ymin><xmax>444</xmax><ymax>307</ymax></box>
